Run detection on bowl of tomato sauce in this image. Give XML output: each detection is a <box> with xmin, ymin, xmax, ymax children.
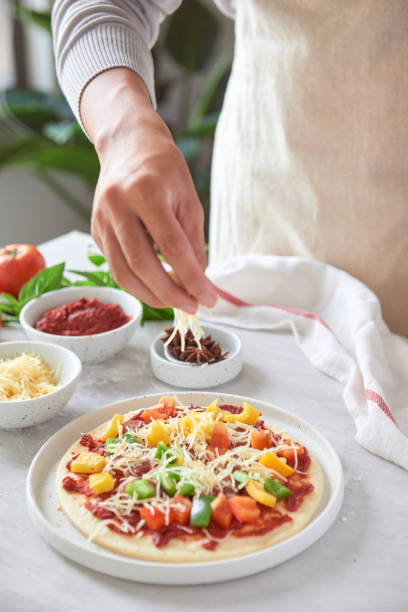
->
<box><xmin>20</xmin><ymin>287</ymin><xmax>142</xmax><ymax>363</ymax></box>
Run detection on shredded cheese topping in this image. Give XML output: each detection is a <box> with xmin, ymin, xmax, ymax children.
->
<box><xmin>164</xmin><ymin>310</ymin><xmax>205</xmax><ymax>351</ymax></box>
<box><xmin>0</xmin><ymin>353</ymin><xmax>58</xmax><ymax>401</ymax></box>
<box><xmin>79</xmin><ymin>401</ymin><xmax>303</xmax><ymax>541</ymax></box>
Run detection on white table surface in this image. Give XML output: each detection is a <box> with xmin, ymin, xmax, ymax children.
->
<box><xmin>1</xmin><ymin>231</ymin><xmax>407</xmax><ymax>612</ymax></box>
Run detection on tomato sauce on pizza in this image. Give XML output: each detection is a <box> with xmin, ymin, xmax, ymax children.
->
<box><xmin>57</xmin><ymin>396</ymin><xmax>323</xmax><ymax>561</ymax></box>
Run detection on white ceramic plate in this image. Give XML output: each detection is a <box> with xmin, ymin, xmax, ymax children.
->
<box><xmin>26</xmin><ymin>392</ymin><xmax>343</xmax><ymax>585</ymax></box>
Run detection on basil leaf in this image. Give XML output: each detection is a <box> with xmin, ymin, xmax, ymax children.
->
<box><xmin>0</xmin><ymin>311</ymin><xmax>19</xmax><ymax>323</ymax></box>
<box><xmin>69</xmin><ymin>270</ymin><xmax>107</xmax><ymax>287</ymax></box>
<box><xmin>18</xmin><ymin>263</ymin><xmax>65</xmax><ymax>305</ymax></box>
<box><xmin>87</xmin><ymin>253</ymin><xmax>106</xmax><ymax>267</ymax></box>
<box><xmin>0</xmin><ymin>294</ymin><xmax>19</xmax><ymax>316</ymax></box>
<box><xmin>141</xmin><ymin>303</ymin><xmax>174</xmax><ymax>325</ymax></box>
<box><xmin>0</xmin><ymin>293</ymin><xmax>19</xmax><ymax>307</ymax></box>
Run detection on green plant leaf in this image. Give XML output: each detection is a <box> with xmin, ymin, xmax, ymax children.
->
<box><xmin>14</xmin><ymin>5</ymin><xmax>52</xmax><ymax>33</ymax></box>
<box><xmin>0</xmin><ymin>138</ymin><xmax>48</xmax><ymax>167</ymax></box>
<box><xmin>0</xmin><ymin>293</ymin><xmax>19</xmax><ymax>307</ymax></box>
<box><xmin>87</xmin><ymin>254</ymin><xmax>106</xmax><ymax>267</ymax></box>
<box><xmin>2</xmin><ymin>90</ymin><xmax>67</xmax><ymax>131</ymax></box>
<box><xmin>164</xmin><ymin>0</ymin><xmax>219</xmax><ymax>73</ymax></box>
<box><xmin>0</xmin><ymin>302</ymin><xmax>17</xmax><ymax>316</ymax></box>
<box><xmin>185</xmin><ymin>112</ymin><xmax>220</xmax><ymax>138</ymax></box>
<box><xmin>18</xmin><ymin>263</ymin><xmax>65</xmax><ymax>305</ymax></box>
<box><xmin>0</xmin><ymin>311</ymin><xmax>19</xmax><ymax>324</ymax></box>
<box><xmin>68</xmin><ymin>269</ymin><xmax>118</xmax><ymax>288</ymax></box>
<box><xmin>141</xmin><ymin>303</ymin><xmax>174</xmax><ymax>325</ymax></box>
<box><xmin>188</xmin><ymin>49</ymin><xmax>232</xmax><ymax>126</ymax></box>
<box><xmin>3</xmin><ymin>144</ymin><xmax>99</xmax><ymax>186</ymax></box>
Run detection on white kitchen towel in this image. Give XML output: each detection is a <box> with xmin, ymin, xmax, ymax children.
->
<box><xmin>202</xmin><ymin>255</ymin><xmax>408</xmax><ymax>471</ymax></box>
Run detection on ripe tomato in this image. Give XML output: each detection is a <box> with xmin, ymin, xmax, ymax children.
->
<box><xmin>0</xmin><ymin>244</ymin><xmax>45</xmax><ymax>297</ymax></box>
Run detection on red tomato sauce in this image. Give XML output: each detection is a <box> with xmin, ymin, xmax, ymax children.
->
<box><xmin>35</xmin><ymin>297</ymin><xmax>130</xmax><ymax>336</ymax></box>
<box><xmin>61</xmin><ymin>407</ymin><xmax>315</xmax><ymax>551</ymax></box>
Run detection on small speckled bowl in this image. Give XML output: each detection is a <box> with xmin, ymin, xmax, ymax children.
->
<box><xmin>20</xmin><ymin>287</ymin><xmax>142</xmax><ymax>363</ymax></box>
<box><xmin>150</xmin><ymin>324</ymin><xmax>243</xmax><ymax>388</ymax></box>
<box><xmin>0</xmin><ymin>341</ymin><xmax>82</xmax><ymax>430</ymax></box>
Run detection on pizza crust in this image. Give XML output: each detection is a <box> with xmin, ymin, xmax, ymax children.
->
<box><xmin>57</xmin><ymin>413</ymin><xmax>324</xmax><ymax>563</ymax></box>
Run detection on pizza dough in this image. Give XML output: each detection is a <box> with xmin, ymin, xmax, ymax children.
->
<box><xmin>57</xmin><ymin>404</ymin><xmax>324</xmax><ymax>563</ymax></box>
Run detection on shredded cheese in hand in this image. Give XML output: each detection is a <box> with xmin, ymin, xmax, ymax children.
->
<box><xmin>164</xmin><ymin>309</ymin><xmax>205</xmax><ymax>351</ymax></box>
<box><xmin>0</xmin><ymin>353</ymin><xmax>58</xmax><ymax>401</ymax></box>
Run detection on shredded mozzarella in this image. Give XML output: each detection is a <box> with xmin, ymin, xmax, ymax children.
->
<box><xmin>89</xmin><ymin>402</ymin><xmax>304</xmax><ymax>535</ymax></box>
<box><xmin>0</xmin><ymin>353</ymin><xmax>58</xmax><ymax>401</ymax></box>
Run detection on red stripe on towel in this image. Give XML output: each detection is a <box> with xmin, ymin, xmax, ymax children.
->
<box><xmin>215</xmin><ymin>285</ymin><xmax>399</xmax><ymax>428</ymax></box>
<box><xmin>364</xmin><ymin>389</ymin><xmax>399</xmax><ymax>428</ymax></box>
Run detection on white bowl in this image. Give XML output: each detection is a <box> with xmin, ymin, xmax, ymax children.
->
<box><xmin>0</xmin><ymin>341</ymin><xmax>82</xmax><ymax>429</ymax></box>
<box><xmin>20</xmin><ymin>287</ymin><xmax>142</xmax><ymax>363</ymax></box>
<box><xmin>150</xmin><ymin>323</ymin><xmax>243</xmax><ymax>388</ymax></box>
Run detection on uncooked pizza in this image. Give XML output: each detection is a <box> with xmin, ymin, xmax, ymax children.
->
<box><xmin>57</xmin><ymin>397</ymin><xmax>323</xmax><ymax>562</ymax></box>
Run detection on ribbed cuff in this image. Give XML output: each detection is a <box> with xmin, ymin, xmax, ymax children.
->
<box><xmin>57</xmin><ymin>23</ymin><xmax>156</xmax><ymax>136</ymax></box>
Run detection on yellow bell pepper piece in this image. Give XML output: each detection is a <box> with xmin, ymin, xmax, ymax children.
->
<box><xmin>179</xmin><ymin>413</ymin><xmax>214</xmax><ymax>436</ymax></box>
<box><xmin>147</xmin><ymin>420</ymin><xmax>171</xmax><ymax>447</ymax></box>
<box><xmin>205</xmin><ymin>400</ymin><xmax>220</xmax><ymax>417</ymax></box>
<box><xmin>70</xmin><ymin>451</ymin><xmax>106</xmax><ymax>474</ymax></box>
<box><xmin>259</xmin><ymin>451</ymin><xmax>295</xmax><ymax>477</ymax></box>
<box><xmin>100</xmin><ymin>414</ymin><xmax>125</xmax><ymax>441</ymax></box>
<box><xmin>89</xmin><ymin>472</ymin><xmax>115</xmax><ymax>494</ymax></box>
<box><xmin>221</xmin><ymin>401</ymin><xmax>260</xmax><ymax>425</ymax></box>
<box><xmin>245</xmin><ymin>480</ymin><xmax>277</xmax><ymax>507</ymax></box>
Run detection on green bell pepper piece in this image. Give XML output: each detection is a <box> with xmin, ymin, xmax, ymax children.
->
<box><xmin>104</xmin><ymin>437</ymin><xmax>120</xmax><ymax>455</ymax></box>
<box><xmin>190</xmin><ymin>496</ymin><xmax>215</xmax><ymax>527</ymax></box>
<box><xmin>167</xmin><ymin>470</ymin><xmax>181</xmax><ymax>482</ymax></box>
<box><xmin>264</xmin><ymin>477</ymin><xmax>292</xmax><ymax>499</ymax></box>
<box><xmin>124</xmin><ymin>433</ymin><xmax>138</xmax><ymax>444</ymax></box>
<box><xmin>125</xmin><ymin>479</ymin><xmax>154</xmax><ymax>499</ymax></box>
<box><xmin>158</xmin><ymin>472</ymin><xmax>177</xmax><ymax>496</ymax></box>
<box><xmin>232</xmin><ymin>470</ymin><xmax>249</xmax><ymax>485</ymax></box>
<box><xmin>155</xmin><ymin>442</ymin><xmax>177</xmax><ymax>465</ymax></box>
<box><xmin>179</xmin><ymin>482</ymin><xmax>195</xmax><ymax>496</ymax></box>
<box><xmin>155</xmin><ymin>441</ymin><xmax>169</xmax><ymax>459</ymax></box>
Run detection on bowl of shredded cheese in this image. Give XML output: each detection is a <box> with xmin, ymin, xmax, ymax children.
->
<box><xmin>0</xmin><ymin>341</ymin><xmax>82</xmax><ymax>429</ymax></box>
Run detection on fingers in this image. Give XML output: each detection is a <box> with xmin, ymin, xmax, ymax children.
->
<box><xmin>139</xmin><ymin>201</ymin><xmax>217</xmax><ymax>308</ymax></box>
<box><xmin>92</xmin><ymin>221</ymin><xmax>167</xmax><ymax>309</ymax></box>
<box><xmin>110</xmin><ymin>210</ymin><xmax>199</xmax><ymax>313</ymax></box>
<box><xmin>177</xmin><ymin>198</ymin><xmax>208</xmax><ymax>272</ymax></box>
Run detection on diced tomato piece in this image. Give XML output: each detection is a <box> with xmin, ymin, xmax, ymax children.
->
<box><xmin>159</xmin><ymin>396</ymin><xmax>176</xmax><ymax>410</ymax></box>
<box><xmin>209</xmin><ymin>422</ymin><xmax>229</xmax><ymax>453</ymax></box>
<box><xmin>277</xmin><ymin>440</ymin><xmax>305</xmax><ymax>462</ymax></box>
<box><xmin>170</xmin><ymin>494</ymin><xmax>192</xmax><ymax>526</ymax></box>
<box><xmin>139</xmin><ymin>506</ymin><xmax>166</xmax><ymax>529</ymax></box>
<box><xmin>207</xmin><ymin>446</ymin><xmax>227</xmax><ymax>457</ymax></box>
<box><xmin>250</xmin><ymin>429</ymin><xmax>272</xmax><ymax>450</ymax></box>
<box><xmin>211</xmin><ymin>493</ymin><xmax>233</xmax><ymax>529</ymax></box>
<box><xmin>228</xmin><ymin>496</ymin><xmax>260</xmax><ymax>523</ymax></box>
<box><xmin>140</xmin><ymin>404</ymin><xmax>175</xmax><ymax>422</ymax></box>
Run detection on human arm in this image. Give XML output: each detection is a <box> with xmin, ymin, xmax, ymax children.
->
<box><xmin>52</xmin><ymin>1</ymin><xmax>217</xmax><ymax>311</ymax></box>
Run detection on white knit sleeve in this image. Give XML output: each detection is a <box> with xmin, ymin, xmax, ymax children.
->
<box><xmin>51</xmin><ymin>0</ymin><xmax>182</xmax><ymax>125</ymax></box>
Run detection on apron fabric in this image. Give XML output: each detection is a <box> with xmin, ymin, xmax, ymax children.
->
<box><xmin>209</xmin><ymin>0</ymin><xmax>408</xmax><ymax>336</ymax></box>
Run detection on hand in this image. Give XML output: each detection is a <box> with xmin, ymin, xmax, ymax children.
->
<box><xmin>81</xmin><ymin>68</ymin><xmax>217</xmax><ymax>313</ymax></box>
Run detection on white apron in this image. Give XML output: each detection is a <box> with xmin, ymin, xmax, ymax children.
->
<box><xmin>210</xmin><ymin>0</ymin><xmax>408</xmax><ymax>335</ymax></box>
